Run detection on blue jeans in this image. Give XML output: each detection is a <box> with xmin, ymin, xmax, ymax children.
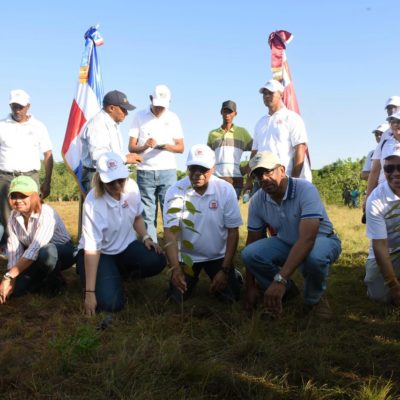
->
<box><xmin>137</xmin><ymin>169</ymin><xmax>177</xmax><ymax>242</ymax></box>
<box><xmin>167</xmin><ymin>258</ymin><xmax>242</xmax><ymax>303</ymax></box>
<box><xmin>241</xmin><ymin>235</ymin><xmax>341</xmax><ymax>305</ymax></box>
<box><xmin>13</xmin><ymin>242</ymin><xmax>75</xmax><ymax>297</ymax></box>
<box><xmin>76</xmin><ymin>240</ymin><xmax>166</xmax><ymax>312</ymax></box>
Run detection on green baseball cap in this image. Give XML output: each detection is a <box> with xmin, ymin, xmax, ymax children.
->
<box><xmin>9</xmin><ymin>176</ymin><xmax>38</xmax><ymax>196</ymax></box>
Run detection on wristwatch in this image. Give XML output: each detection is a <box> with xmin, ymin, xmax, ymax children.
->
<box><xmin>273</xmin><ymin>273</ymin><xmax>288</xmax><ymax>286</ymax></box>
<box><xmin>3</xmin><ymin>272</ymin><xmax>15</xmax><ymax>281</ymax></box>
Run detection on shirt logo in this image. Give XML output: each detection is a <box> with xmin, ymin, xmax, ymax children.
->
<box><xmin>107</xmin><ymin>159</ymin><xmax>118</xmax><ymax>170</ymax></box>
<box><xmin>209</xmin><ymin>200</ymin><xmax>218</xmax><ymax>209</ymax></box>
<box><xmin>122</xmin><ymin>200</ymin><xmax>129</xmax><ymax>208</ymax></box>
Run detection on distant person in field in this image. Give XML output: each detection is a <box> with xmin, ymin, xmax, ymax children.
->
<box><xmin>365</xmin><ymin>96</ymin><xmax>400</xmax><ymax>205</ymax></box>
<box><xmin>241</xmin><ymin>151</ymin><xmax>341</xmax><ymax>319</ymax></box>
<box><xmin>342</xmin><ymin>187</ymin><xmax>351</xmax><ymax>207</ymax></box>
<box><xmin>361</xmin><ymin>124</ymin><xmax>388</xmax><ymax>180</ymax></box>
<box><xmin>163</xmin><ymin>144</ymin><xmax>243</xmax><ymax>303</ymax></box>
<box><xmin>365</xmin><ymin>142</ymin><xmax>400</xmax><ymax>305</ymax></box>
<box><xmin>246</xmin><ymin>79</ymin><xmax>311</xmax><ymax>194</ymax></box>
<box><xmin>77</xmin><ymin>152</ymin><xmax>166</xmax><ymax>316</ymax></box>
<box><xmin>207</xmin><ymin>100</ymin><xmax>252</xmax><ymax>199</ymax></box>
<box><xmin>351</xmin><ymin>187</ymin><xmax>360</xmax><ymax>208</ymax></box>
<box><xmin>0</xmin><ymin>89</ymin><xmax>53</xmax><ymax>255</ymax></box>
<box><xmin>80</xmin><ymin>90</ymin><xmax>142</xmax><ymax>194</ymax></box>
<box><xmin>128</xmin><ymin>84</ymin><xmax>184</xmax><ymax>243</ymax></box>
<box><xmin>0</xmin><ymin>176</ymin><xmax>74</xmax><ymax>304</ymax></box>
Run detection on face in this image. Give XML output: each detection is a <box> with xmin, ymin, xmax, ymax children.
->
<box><xmin>389</xmin><ymin>118</ymin><xmax>400</xmax><ymax>138</ymax></box>
<box><xmin>104</xmin><ymin>178</ymin><xmax>126</xmax><ymax>199</ymax></box>
<box><xmin>261</xmin><ymin>89</ymin><xmax>282</xmax><ymax>110</ymax></box>
<box><xmin>10</xmin><ymin>103</ymin><xmax>30</xmax><ymax>123</ymax></box>
<box><xmin>386</xmin><ymin>105</ymin><xmax>399</xmax><ymax>117</ymax></box>
<box><xmin>253</xmin><ymin>165</ymin><xmax>285</xmax><ymax>195</ymax></box>
<box><xmin>149</xmin><ymin>96</ymin><xmax>166</xmax><ymax>117</ymax></box>
<box><xmin>221</xmin><ymin>108</ymin><xmax>236</xmax><ymax>124</ymax></box>
<box><xmin>384</xmin><ymin>157</ymin><xmax>400</xmax><ymax>193</ymax></box>
<box><xmin>187</xmin><ymin>165</ymin><xmax>213</xmax><ymax>191</ymax></box>
<box><xmin>374</xmin><ymin>131</ymin><xmax>383</xmax><ymax>143</ymax></box>
<box><xmin>107</xmin><ymin>105</ymin><xmax>128</xmax><ymax>123</ymax></box>
<box><xmin>9</xmin><ymin>192</ymin><xmax>32</xmax><ymax>214</ymax></box>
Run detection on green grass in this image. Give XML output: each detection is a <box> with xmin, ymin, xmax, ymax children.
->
<box><xmin>0</xmin><ymin>203</ymin><xmax>399</xmax><ymax>399</ymax></box>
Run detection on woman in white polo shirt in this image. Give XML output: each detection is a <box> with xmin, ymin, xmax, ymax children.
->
<box><xmin>77</xmin><ymin>152</ymin><xmax>166</xmax><ymax>315</ymax></box>
<box><xmin>0</xmin><ymin>176</ymin><xmax>74</xmax><ymax>304</ymax></box>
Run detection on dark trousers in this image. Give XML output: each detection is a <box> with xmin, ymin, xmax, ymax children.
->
<box><xmin>76</xmin><ymin>240</ymin><xmax>166</xmax><ymax>312</ymax></box>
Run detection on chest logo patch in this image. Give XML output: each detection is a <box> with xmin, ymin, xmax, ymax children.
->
<box><xmin>209</xmin><ymin>200</ymin><xmax>218</xmax><ymax>209</ymax></box>
<box><xmin>121</xmin><ymin>200</ymin><xmax>129</xmax><ymax>208</ymax></box>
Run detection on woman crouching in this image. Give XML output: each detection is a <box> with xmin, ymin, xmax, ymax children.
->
<box><xmin>0</xmin><ymin>176</ymin><xmax>75</xmax><ymax>303</ymax></box>
<box><xmin>77</xmin><ymin>152</ymin><xmax>166</xmax><ymax>316</ymax></box>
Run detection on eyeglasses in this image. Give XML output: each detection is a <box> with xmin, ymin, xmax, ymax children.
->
<box><xmin>383</xmin><ymin>164</ymin><xmax>400</xmax><ymax>174</ymax></box>
<box><xmin>253</xmin><ymin>167</ymin><xmax>278</xmax><ymax>180</ymax></box>
<box><xmin>188</xmin><ymin>165</ymin><xmax>210</xmax><ymax>174</ymax></box>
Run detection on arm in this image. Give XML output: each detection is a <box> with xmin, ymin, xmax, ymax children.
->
<box><xmin>364</xmin><ymin>159</ymin><xmax>381</xmax><ymax>210</ymax></box>
<box><xmin>160</xmin><ymin>138</ymin><xmax>184</xmax><ymax>154</ymax></box>
<box><xmin>372</xmin><ymin>239</ymin><xmax>400</xmax><ymax>305</ymax></box>
<box><xmin>40</xmin><ymin>150</ymin><xmax>53</xmax><ymax>199</ymax></box>
<box><xmin>244</xmin><ymin>149</ymin><xmax>258</xmax><ymax>192</ymax></box>
<box><xmin>291</xmin><ymin>143</ymin><xmax>307</xmax><ymax>178</ymax></box>
<box><xmin>83</xmin><ymin>251</ymin><xmax>100</xmax><ymax>316</ymax></box>
<box><xmin>128</xmin><ymin>136</ymin><xmax>152</xmax><ymax>154</ymax></box>
<box><xmin>125</xmin><ymin>152</ymin><xmax>143</xmax><ymax>165</ymax></box>
<box><xmin>361</xmin><ymin>171</ymin><xmax>370</xmax><ymax>180</ymax></box>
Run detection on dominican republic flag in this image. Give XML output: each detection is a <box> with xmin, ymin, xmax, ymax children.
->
<box><xmin>61</xmin><ymin>26</ymin><xmax>104</xmax><ymax>194</ymax></box>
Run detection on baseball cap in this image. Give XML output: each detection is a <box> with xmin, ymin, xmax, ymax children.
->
<box><xmin>249</xmin><ymin>151</ymin><xmax>281</xmax><ymax>174</ymax></box>
<box><xmin>9</xmin><ymin>176</ymin><xmax>38</xmax><ymax>196</ymax></box>
<box><xmin>186</xmin><ymin>144</ymin><xmax>215</xmax><ymax>169</ymax></box>
<box><xmin>382</xmin><ymin>142</ymin><xmax>400</xmax><ymax>160</ymax></box>
<box><xmin>386</xmin><ymin>111</ymin><xmax>400</xmax><ymax>122</ymax></box>
<box><xmin>9</xmin><ymin>89</ymin><xmax>30</xmax><ymax>106</ymax></box>
<box><xmin>96</xmin><ymin>152</ymin><xmax>129</xmax><ymax>183</ymax></box>
<box><xmin>385</xmin><ymin>96</ymin><xmax>400</xmax><ymax>109</ymax></box>
<box><xmin>259</xmin><ymin>79</ymin><xmax>284</xmax><ymax>94</ymax></box>
<box><xmin>151</xmin><ymin>84</ymin><xmax>171</xmax><ymax>108</ymax></box>
<box><xmin>221</xmin><ymin>100</ymin><xmax>237</xmax><ymax>112</ymax></box>
<box><xmin>103</xmin><ymin>90</ymin><xmax>135</xmax><ymax>111</ymax></box>
<box><xmin>372</xmin><ymin>123</ymin><xmax>389</xmax><ymax>133</ymax></box>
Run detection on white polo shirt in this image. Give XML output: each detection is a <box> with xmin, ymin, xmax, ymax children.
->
<box><xmin>79</xmin><ymin>179</ymin><xmax>143</xmax><ymax>254</ymax></box>
<box><xmin>252</xmin><ymin>106</ymin><xmax>312</xmax><ymax>181</ymax></box>
<box><xmin>0</xmin><ymin>114</ymin><xmax>52</xmax><ymax>172</ymax></box>
<box><xmin>129</xmin><ymin>107</ymin><xmax>184</xmax><ymax>170</ymax></box>
<box><xmin>163</xmin><ymin>175</ymin><xmax>242</xmax><ymax>262</ymax></box>
<box><xmin>366</xmin><ymin>180</ymin><xmax>400</xmax><ymax>259</ymax></box>
<box><xmin>372</xmin><ymin>134</ymin><xmax>399</xmax><ymax>184</ymax></box>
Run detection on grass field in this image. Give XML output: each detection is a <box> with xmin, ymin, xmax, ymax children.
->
<box><xmin>0</xmin><ymin>201</ymin><xmax>399</xmax><ymax>399</ymax></box>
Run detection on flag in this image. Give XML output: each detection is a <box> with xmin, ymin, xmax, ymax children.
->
<box><xmin>61</xmin><ymin>26</ymin><xmax>104</xmax><ymax>194</ymax></box>
<box><xmin>268</xmin><ymin>30</ymin><xmax>300</xmax><ymax>114</ymax></box>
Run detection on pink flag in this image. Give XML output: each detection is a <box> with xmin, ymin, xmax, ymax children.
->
<box><xmin>61</xmin><ymin>26</ymin><xmax>104</xmax><ymax>194</ymax></box>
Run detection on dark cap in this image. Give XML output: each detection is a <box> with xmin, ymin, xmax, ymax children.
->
<box><xmin>221</xmin><ymin>100</ymin><xmax>237</xmax><ymax>113</ymax></box>
<box><xmin>103</xmin><ymin>90</ymin><xmax>136</xmax><ymax>111</ymax></box>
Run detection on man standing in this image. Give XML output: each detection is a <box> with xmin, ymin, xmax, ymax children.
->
<box><xmin>207</xmin><ymin>100</ymin><xmax>252</xmax><ymax>199</ymax></box>
<box><xmin>250</xmin><ymin>79</ymin><xmax>312</xmax><ymax>184</ymax></box>
<box><xmin>163</xmin><ymin>144</ymin><xmax>243</xmax><ymax>303</ymax></box>
<box><xmin>365</xmin><ymin>142</ymin><xmax>400</xmax><ymax>305</ymax></box>
<box><xmin>80</xmin><ymin>90</ymin><xmax>142</xmax><ymax>193</ymax></box>
<box><xmin>241</xmin><ymin>151</ymin><xmax>341</xmax><ymax>317</ymax></box>
<box><xmin>128</xmin><ymin>84</ymin><xmax>184</xmax><ymax>242</ymax></box>
<box><xmin>0</xmin><ymin>89</ymin><xmax>53</xmax><ymax>250</ymax></box>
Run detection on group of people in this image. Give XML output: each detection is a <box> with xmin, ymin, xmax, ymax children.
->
<box><xmin>0</xmin><ymin>82</ymin><xmax>398</xmax><ymax>317</ymax></box>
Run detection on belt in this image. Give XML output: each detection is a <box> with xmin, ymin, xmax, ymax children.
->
<box><xmin>0</xmin><ymin>169</ymin><xmax>37</xmax><ymax>177</ymax></box>
<box><xmin>83</xmin><ymin>166</ymin><xmax>97</xmax><ymax>172</ymax></box>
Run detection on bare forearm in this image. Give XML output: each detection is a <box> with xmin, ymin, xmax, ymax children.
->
<box><xmin>291</xmin><ymin>144</ymin><xmax>306</xmax><ymax>178</ymax></box>
<box><xmin>280</xmin><ymin>237</ymin><xmax>315</xmax><ymax>279</ymax></box>
<box><xmin>164</xmin><ymin>229</ymin><xmax>180</xmax><ymax>267</ymax></box>
<box><xmin>84</xmin><ymin>251</ymin><xmax>100</xmax><ymax>291</ymax></box>
<box><xmin>8</xmin><ymin>257</ymin><xmax>34</xmax><ymax>278</ymax></box>
<box><xmin>222</xmin><ymin>228</ymin><xmax>239</xmax><ymax>268</ymax></box>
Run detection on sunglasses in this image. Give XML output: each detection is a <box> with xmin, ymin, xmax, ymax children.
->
<box><xmin>383</xmin><ymin>164</ymin><xmax>400</xmax><ymax>174</ymax></box>
<box><xmin>188</xmin><ymin>165</ymin><xmax>210</xmax><ymax>174</ymax></box>
<box><xmin>253</xmin><ymin>167</ymin><xmax>278</xmax><ymax>180</ymax></box>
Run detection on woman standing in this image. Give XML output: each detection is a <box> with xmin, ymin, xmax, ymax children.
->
<box><xmin>77</xmin><ymin>152</ymin><xmax>166</xmax><ymax>315</ymax></box>
<box><xmin>0</xmin><ymin>176</ymin><xmax>74</xmax><ymax>303</ymax></box>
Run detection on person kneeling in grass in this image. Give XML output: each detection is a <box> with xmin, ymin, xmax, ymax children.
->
<box><xmin>0</xmin><ymin>176</ymin><xmax>74</xmax><ymax>303</ymax></box>
<box><xmin>77</xmin><ymin>152</ymin><xmax>166</xmax><ymax>316</ymax></box>
<box><xmin>365</xmin><ymin>142</ymin><xmax>400</xmax><ymax>305</ymax></box>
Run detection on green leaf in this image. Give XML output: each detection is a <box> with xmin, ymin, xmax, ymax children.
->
<box><xmin>182</xmin><ymin>219</ymin><xmax>194</xmax><ymax>228</ymax></box>
<box><xmin>166</xmin><ymin>217</ymin><xmax>177</xmax><ymax>223</ymax></box>
<box><xmin>167</xmin><ymin>207</ymin><xmax>181</xmax><ymax>214</ymax></box>
<box><xmin>182</xmin><ymin>240</ymin><xmax>194</xmax><ymax>250</ymax></box>
<box><xmin>168</xmin><ymin>225</ymin><xmax>181</xmax><ymax>233</ymax></box>
<box><xmin>185</xmin><ymin>201</ymin><xmax>201</xmax><ymax>214</ymax></box>
<box><xmin>186</xmin><ymin>227</ymin><xmax>200</xmax><ymax>234</ymax></box>
<box><xmin>181</xmin><ymin>253</ymin><xmax>193</xmax><ymax>268</ymax></box>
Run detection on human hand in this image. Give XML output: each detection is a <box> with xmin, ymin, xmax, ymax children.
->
<box><xmin>210</xmin><ymin>270</ymin><xmax>228</xmax><ymax>294</ymax></box>
<box><xmin>171</xmin><ymin>268</ymin><xmax>187</xmax><ymax>294</ymax></box>
<box><xmin>126</xmin><ymin>153</ymin><xmax>143</xmax><ymax>164</ymax></box>
<box><xmin>390</xmin><ymin>285</ymin><xmax>400</xmax><ymax>306</ymax></box>
<box><xmin>144</xmin><ymin>238</ymin><xmax>163</xmax><ymax>254</ymax></box>
<box><xmin>0</xmin><ymin>279</ymin><xmax>15</xmax><ymax>304</ymax></box>
<box><xmin>145</xmin><ymin>138</ymin><xmax>157</xmax><ymax>148</ymax></box>
<box><xmin>264</xmin><ymin>282</ymin><xmax>286</xmax><ymax>314</ymax></box>
<box><xmin>84</xmin><ymin>292</ymin><xmax>97</xmax><ymax>316</ymax></box>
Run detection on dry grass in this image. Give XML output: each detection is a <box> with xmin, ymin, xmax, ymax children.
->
<box><xmin>0</xmin><ymin>201</ymin><xmax>399</xmax><ymax>399</ymax></box>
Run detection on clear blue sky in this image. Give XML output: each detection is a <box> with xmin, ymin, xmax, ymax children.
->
<box><xmin>1</xmin><ymin>0</ymin><xmax>399</xmax><ymax>171</ymax></box>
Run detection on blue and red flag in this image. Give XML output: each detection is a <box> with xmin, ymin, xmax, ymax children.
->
<box><xmin>61</xmin><ymin>26</ymin><xmax>104</xmax><ymax>194</ymax></box>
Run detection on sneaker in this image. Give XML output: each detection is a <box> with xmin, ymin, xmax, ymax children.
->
<box><xmin>309</xmin><ymin>294</ymin><xmax>332</xmax><ymax>320</ymax></box>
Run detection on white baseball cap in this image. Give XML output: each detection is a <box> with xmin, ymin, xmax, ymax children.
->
<box><xmin>386</xmin><ymin>111</ymin><xmax>400</xmax><ymax>122</ymax></box>
<box><xmin>249</xmin><ymin>151</ymin><xmax>282</xmax><ymax>174</ymax></box>
<box><xmin>96</xmin><ymin>152</ymin><xmax>129</xmax><ymax>183</ymax></box>
<box><xmin>382</xmin><ymin>142</ymin><xmax>400</xmax><ymax>160</ymax></box>
<box><xmin>186</xmin><ymin>144</ymin><xmax>215</xmax><ymax>169</ymax></box>
<box><xmin>151</xmin><ymin>84</ymin><xmax>171</xmax><ymax>108</ymax></box>
<box><xmin>385</xmin><ymin>96</ymin><xmax>400</xmax><ymax>108</ymax></box>
<box><xmin>372</xmin><ymin>123</ymin><xmax>389</xmax><ymax>133</ymax></box>
<box><xmin>9</xmin><ymin>89</ymin><xmax>30</xmax><ymax>106</ymax></box>
<box><xmin>259</xmin><ymin>79</ymin><xmax>284</xmax><ymax>94</ymax></box>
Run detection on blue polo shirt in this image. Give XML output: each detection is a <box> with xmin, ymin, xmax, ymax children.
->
<box><xmin>247</xmin><ymin>177</ymin><xmax>334</xmax><ymax>246</ymax></box>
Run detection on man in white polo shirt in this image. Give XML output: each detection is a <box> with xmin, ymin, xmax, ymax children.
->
<box><xmin>129</xmin><ymin>84</ymin><xmax>184</xmax><ymax>242</ymax></box>
<box><xmin>365</xmin><ymin>141</ymin><xmax>400</xmax><ymax>305</ymax></box>
<box><xmin>0</xmin><ymin>89</ymin><xmax>53</xmax><ymax>250</ymax></box>
<box><xmin>247</xmin><ymin>79</ymin><xmax>311</xmax><ymax>190</ymax></box>
<box><xmin>163</xmin><ymin>144</ymin><xmax>243</xmax><ymax>302</ymax></box>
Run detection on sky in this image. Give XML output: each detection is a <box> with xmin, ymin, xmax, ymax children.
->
<box><xmin>1</xmin><ymin>0</ymin><xmax>399</xmax><ymax>172</ymax></box>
